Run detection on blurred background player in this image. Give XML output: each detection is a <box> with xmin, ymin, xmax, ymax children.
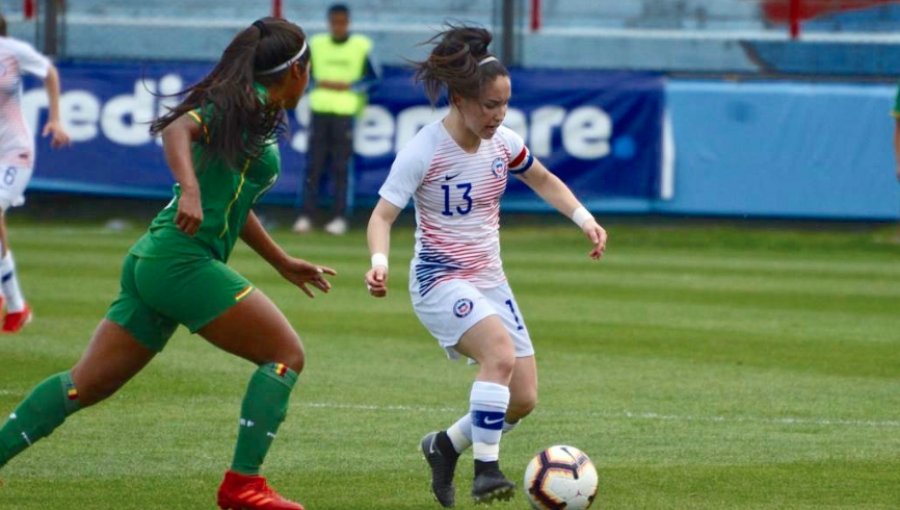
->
<box><xmin>0</xmin><ymin>12</ymin><xmax>70</xmax><ymax>332</ymax></box>
<box><xmin>292</xmin><ymin>3</ymin><xmax>379</xmax><ymax>236</ymax></box>
<box><xmin>0</xmin><ymin>17</ymin><xmax>335</xmax><ymax>510</ymax></box>
<box><xmin>364</xmin><ymin>26</ymin><xmax>607</xmax><ymax>507</ymax></box>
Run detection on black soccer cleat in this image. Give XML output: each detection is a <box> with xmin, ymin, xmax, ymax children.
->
<box><xmin>421</xmin><ymin>431</ymin><xmax>459</xmax><ymax>508</ymax></box>
<box><xmin>471</xmin><ymin>462</ymin><xmax>516</xmax><ymax>505</ymax></box>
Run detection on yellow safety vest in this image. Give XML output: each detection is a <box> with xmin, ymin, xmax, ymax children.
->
<box><xmin>309</xmin><ymin>33</ymin><xmax>372</xmax><ymax>116</ymax></box>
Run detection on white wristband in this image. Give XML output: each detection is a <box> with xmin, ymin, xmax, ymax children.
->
<box><xmin>371</xmin><ymin>253</ymin><xmax>389</xmax><ymax>269</ymax></box>
<box><xmin>570</xmin><ymin>206</ymin><xmax>594</xmax><ymax>229</ymax></box>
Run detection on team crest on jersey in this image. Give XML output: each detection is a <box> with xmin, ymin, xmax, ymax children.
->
<box><xmin>453</xmin><ymin>298</ymin><xmax>474</xmax><ymax>318</ymax></box>
<box><xmin>491</xmin><ymin>157</ymin><xmax>507</xmax><ymax>179</ymax></box>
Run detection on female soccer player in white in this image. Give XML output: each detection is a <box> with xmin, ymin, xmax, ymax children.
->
<box><xmin>365</xmin><ymin>26</ymin><xmax>607</xmax><ymax>507</ymax></box>
<box><xmin>0</xmin><ymin>14</ymin><xmax>71</xmax><ymax>332</ymax></box>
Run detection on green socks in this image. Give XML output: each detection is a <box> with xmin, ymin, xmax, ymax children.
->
<box><xmin>0</xmin><ymin>364</ymin><xmax>297</xmax><ymax>474</ymax></box>
<box><xmin>0</xmin><ymin>372</ymin><xmax>82</xmax><ymax>468</ymax></box>
<box><xmin>230</xmin><ymin>362</ymin><xmax>298</xmax><ymax>475</ymax></box>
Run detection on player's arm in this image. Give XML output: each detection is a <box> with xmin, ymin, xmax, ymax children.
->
<box><xmin>515</xmin><ymin>159</ymin><xmax>607</xmax><ymax>259</ymax></box>
<box><xmin>365</xmin><ymin>198</ymin><xmax>402</xmax><ymax>297</ymax></box>
<box><xmin>161</xmin><ymin>115</ymin><xmax>204</xmax><ymax>236</ymax></box>
<box><xmin>240</xmin><ymin>211</ymin><xmax>335</xmax><ymax>298</ymax></box>
<box><xmin>41</xmin><ymin>64</ymin><xmax>70</xmax><ymax>148</ymax></box>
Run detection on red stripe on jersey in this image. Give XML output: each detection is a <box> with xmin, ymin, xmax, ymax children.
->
<box><xmin>510</xmin><ymin>147</ymin><xmax>528</xmax><ymax>168</ymax></box>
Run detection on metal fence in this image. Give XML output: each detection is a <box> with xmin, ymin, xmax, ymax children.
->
<box><xmin>1</xmin><ymin>0</ymin><xmax>898</xmax><ymax>75</ymax></box>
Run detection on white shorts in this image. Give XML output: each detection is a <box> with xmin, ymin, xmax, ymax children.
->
<box><xmin>410</xmin><ymin>278</ymin><xmax>534</xmax><ymax>360</ymax></box>
<box><xmin>0</xmin><ymin>165</ymin><xmax>32</xmax><ymax>211</ymax></box>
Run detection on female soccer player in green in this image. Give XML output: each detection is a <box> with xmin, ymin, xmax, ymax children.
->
<box><xmin>0</xmin><ymin>17</ymin><xmax>330</xmax><ymax>510</ymax></box>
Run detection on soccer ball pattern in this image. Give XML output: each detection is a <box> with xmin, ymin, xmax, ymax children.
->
<box><xmin>524</xmin><ymin>445</ymin><xmax>598</xmax><ymax>510</ymax></box>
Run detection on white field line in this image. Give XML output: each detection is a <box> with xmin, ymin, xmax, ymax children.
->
<box><xmin>301</xmin><ymin>401</ymin><xmax>900</xmax><ymax>429</ymax></box>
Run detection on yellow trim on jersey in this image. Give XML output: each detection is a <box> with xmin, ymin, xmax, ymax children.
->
<box><xmin>186</xmin><ymin>110</ymin><xmax>210</xmax><ymax>142</ymax></box>
<box><xmin>219</xmin><ymin>158</ymin><xmax>252</xmax><ymax>238</ymax></box>
<box><xmin>235</xmin><ymin>285</ymin><xmax>254</xmax><ymax>302</ymax></box>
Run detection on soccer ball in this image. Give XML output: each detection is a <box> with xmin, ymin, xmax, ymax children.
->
<box><xmin>524</xmin><ymin>445</ymin><xmax>598</xmax><ymax>510</ymax></box>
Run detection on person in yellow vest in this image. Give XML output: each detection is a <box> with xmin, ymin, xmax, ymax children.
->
<box><xmin>293</xmin><ymin>3</ymin><xmax>379</xmax><ymax>235</ymax></box>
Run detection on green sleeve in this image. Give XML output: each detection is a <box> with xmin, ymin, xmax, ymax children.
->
<box><xmin>893</xmin><ymin>83</ymin><xmax>900</xmax><ymax>118</ymax></box>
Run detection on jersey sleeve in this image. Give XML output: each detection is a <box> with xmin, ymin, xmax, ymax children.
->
<box><xmin>10</xmin><ymin>39</ymin><xmax>51</xmax><ymax>79</ymax></box>
<box><xmin>498</xmin><ymin>125</ymin><xmax>534</xmax><ymax>175</ymax></box>
<box><xmin>186</xmin><ymin>104</ymin><xmax>214</xmax><ymax>143</ymax></box>
<box><xmin>378</xmin><ymin>143</ymin><xmax>429</xmax><ymax>209</ymax></box>
<box><xmin>893</xmin><ymin>83</ymin><xmax>900</xmax><ymax>118</ymax></box>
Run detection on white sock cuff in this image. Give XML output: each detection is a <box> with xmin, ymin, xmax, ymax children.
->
<box><xmin>470</xmin><ymin>381</ymin><xmax>510</xmax><ymax>410</ymax></box>
<box><xmin>502</xmin><ymin>420</ymin><xmax>519</xmax><ymax>433</ymax></box>
<box><xmin>472</xmin><ymin>442</ymin><xmax>499</xmax><ymax>461</ymax></box>
<box><xmin>0</xmin><ymin>250</ymin><xmax>12</xmax><ymax>269</ymax></box>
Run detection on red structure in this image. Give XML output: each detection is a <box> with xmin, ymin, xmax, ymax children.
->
<box><xmin>762</xmin><ymin>0</ymin><xmax>898</xmax><ymax>37</ymax></box>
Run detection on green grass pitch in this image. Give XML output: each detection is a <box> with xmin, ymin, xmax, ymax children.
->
<box><xmin>0</xmin><ymin>218</ymin><xmax>898</xmax><ymax>509</ymax></box>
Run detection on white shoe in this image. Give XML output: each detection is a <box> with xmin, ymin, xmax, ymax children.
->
<box><xmin>292</xmin><ymin>215</ymin><xmax>312</xmax><ymax>233</ymax></box>
<box><xmin>324</xmin><ymin>217</ymin><xmax>348</xmax><ymax>236</ymax></box>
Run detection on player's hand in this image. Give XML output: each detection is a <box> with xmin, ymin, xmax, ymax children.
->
<box><xmin>279</xmin><ymin>258</ymin><xmax>336</xmax><ymax>298</ymax></box>
<box><xmin>365</xmin><ymin>266</ymin><xmax>388</xmax><ymax>298</ymax></box>
<box><xmin>582</xmin><ymin>219</ymin><xmax>608</xmax><ymax>260</ymax></box>
<box><xmin>175</xmin><ymin>188</ymin><xmax>203</xmax><ymax>236</ymax></box>
<box><xmin>42</xmin><ymin>120</ymin><xmax>71</xmax><ymax>148</ymax></box>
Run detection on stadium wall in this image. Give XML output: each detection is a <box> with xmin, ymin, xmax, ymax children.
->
<box><xmin>20</xmin><ymin>62</ymin><xmax>900</xmax><ymax>221</ymax></box>
<box><xmin>660</xmin><ymin>80</ymin><xmax>900</xmax><ymax>220</ymax></box>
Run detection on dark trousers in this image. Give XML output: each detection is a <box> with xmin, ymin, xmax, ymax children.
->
<box><xmin>303</xmin><ymin>112</ymin><xmax>354</xmax><ymax>219</ymax></box>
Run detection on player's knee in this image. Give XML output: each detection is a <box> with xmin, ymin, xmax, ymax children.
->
<box><xmin>483</xmin><ymin>345</ymin><xmax>515</xmax><ymax>381</ymax></box>
<box><xmin>280</xmin><ymin>336</ymin><xmax>305</xmax><ymax>374</ymax></box>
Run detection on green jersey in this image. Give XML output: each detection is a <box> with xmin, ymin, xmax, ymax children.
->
<box><xmin>131</xmin><ymin>85</ymin><xmax>279</xmax><ymax>262</ymax></box>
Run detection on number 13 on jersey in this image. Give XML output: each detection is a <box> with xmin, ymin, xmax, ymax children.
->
<box><xmin>441</xmin><ymin>182</ymin><xmax>472</xmax><ymax>217</ymax></box>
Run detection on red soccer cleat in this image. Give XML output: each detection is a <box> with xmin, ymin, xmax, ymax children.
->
<box><xmin>2</xmin><ymin>303</ymin><xmax>31</xmax><ymax>333</ymax></box>
<box><xmin>217</xmin><ymin>470</ymin><xmax>305</xmax><ymax>510</ymax></box>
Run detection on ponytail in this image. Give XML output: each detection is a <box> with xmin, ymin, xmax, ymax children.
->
<box><xmin>413</xmin><ymin>24</ymin><xmax>508</xmax><ymax>106</ymax></box>
<box><xmin>150</xmin><ymin>17</ymin><xmax>308</xmax><ymax>169</ymax></box>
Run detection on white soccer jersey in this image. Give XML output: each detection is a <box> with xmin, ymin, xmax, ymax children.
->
<box><xmin>0</xmin><ymin>37</ymin><xmax>51</xmax><ymax>168</ymax></box>
<box><xmin>380</xmin><ymin>120</ymin><xmax>534</xmax><ymax>297</ymax></box>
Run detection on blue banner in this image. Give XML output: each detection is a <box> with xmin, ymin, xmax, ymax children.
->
<box><xmin>24</xmin><ymin>61</ymin><xmax>664</xmax><ymax>209</ymax></box>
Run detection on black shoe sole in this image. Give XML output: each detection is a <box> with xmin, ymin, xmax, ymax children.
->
<box><xmin>472</xmin><ymin>484</ymin><xmax>516</xmax><ymax>505</ymax></box>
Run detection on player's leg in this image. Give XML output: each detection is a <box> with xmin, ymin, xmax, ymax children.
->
<box><xmin>0</xmin><ymin>319</ymin><xmax>155</xmax><ymax>468</ymax></box>
<box><xmin>506</xmin><ymin>355</ymin><xmax>537</xmax><ymax>427</ymax></box>
<box><xmin>197</xmin><ymin>290</ymin><xmax>305</xmax><ymax>510</ymax></box>
<box><xmin>495</xmin><ymin>283</ymin><xmax>538</xmax><ymax>429</ymax></box>
<box><xmin>0</xmin><ymin>166</ymin><xmax>34</xmax><ymax>332</ymax></box>
<box><xmin>453</xmin><ymin>316</ymin><xmax>518</xmax><ymax>503</ymax></box>
<box><xmin>294</xmin><ymin>113</ymin><xmax>329</xmax><ymax>232</ymax></box>
<box><xmin>446</xmin><ymin>284</ymin><xmax>537</xmax><ymax>450</ymax></box>
<box><xmin>324</xmin><ymin>115</ymin><xmax>353</xmax><ymax>235</ymax></box>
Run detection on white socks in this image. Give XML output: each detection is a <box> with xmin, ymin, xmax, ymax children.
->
<box><xmin>469</xmin><ymin>381</ymin><xmax>510</xmax><ymax>462</ymax></box>
<box><xmin>0</xmin><ymin>250</ymin><xmax>25</xmax><ymax>313</ymax></box>
<box><xmin>447</xmin><ymin>412</ymin><xmax>521</xmax><ymax>454</ymax></box>
<box><xmin>447</xmin><ymin>414</ymin><xmax>473</xmax><ymax>453</ymax></box>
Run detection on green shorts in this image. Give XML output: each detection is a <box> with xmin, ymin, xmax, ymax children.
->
<box><xmin>105</xmin><ymin>254</ymin><xmax>255</xmax><ymax>352</ymax></box>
